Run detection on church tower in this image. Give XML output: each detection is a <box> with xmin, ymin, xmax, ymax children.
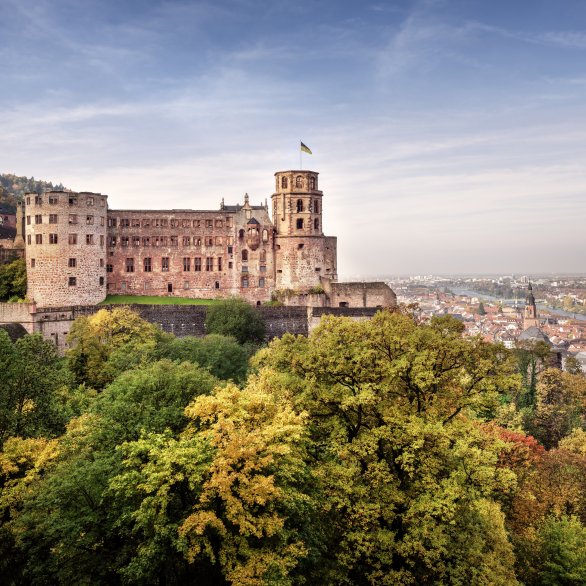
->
<box><xmin>523</xmin><ymin>283</ymin><xmax>539</xmax><ymax>329</ymax></box>
<box><xmin>272</xmin><ymin>170</ymin><xmax>337</xmax><ymax>290</ymax></box>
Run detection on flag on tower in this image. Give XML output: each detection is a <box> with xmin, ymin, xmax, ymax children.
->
<box><xmin>300</xmin><ymin>141</ymin><xmax>312</xmax><ymax>155</ymax></box>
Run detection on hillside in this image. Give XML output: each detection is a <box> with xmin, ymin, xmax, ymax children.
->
<box><xmin>0</xmin><ymin>173</ymin><xmax>66</xmax><ymax>212</ymax></box>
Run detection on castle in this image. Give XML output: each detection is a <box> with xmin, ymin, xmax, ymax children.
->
<box><xmin>17</xmin><ymin>169</ymin><xmax>395</xmax><ymax>310</ymax></box>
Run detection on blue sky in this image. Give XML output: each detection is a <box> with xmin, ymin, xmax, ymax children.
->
<box><xmin>2</xmin><ymin>0</ymin><xmax>585</xmax><ymax>276</ymax></box>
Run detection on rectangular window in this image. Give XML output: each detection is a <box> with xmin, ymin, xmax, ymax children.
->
<box><xmin>49</xmin><ymin>195</ymin><xmax>59</xmax><ymax>205</ymax></box>
<box><xmin>133</xmin><ymin>236</ymin><xmax>140</xmax><ymax>246</ymax></box>
<box><xmin>141</xmin><ymin>219</ymin><xmax>150</xmax><ymax>228</ymax></box>
<box><xmin>205</xmin><ymin>236</ymin><xmax>213</xmax><ymax>246</ymax></box>
<box><xmin>121</xmin><ymin>236</ymin><xmax>129</xmax><ymax>247</ymax></box>
<box><xmin>27</xmin><ymin>235</ymin><xmax>31</xmax><ymax>245</ymax></box>
<box><xmin>182</xmin><ymin>219</ymin><xmax>190</xmax><ymax>228</ymax></box>
<box><xmin>170</xmin><ymin>236</ymin><xmax>178</xmax><ymax>247</ymax></box>
<box><xmin>217</xmin><ymin>257</ymin><xmax>222</xmax><ymax>271</ymax></box>
<box><xmin>241</xmin><ymin>276</ymin><xmax>249</xmax><ymax>288</ymax></box>
<box><xmin>161</xmin><ymin>219</ymin><xmax>168</xmax><ymax>227</ymax></box>
<box><xmin>101</xmin><ymin>216</ymin><xmax>105</xmax><ymax>226</ymax></box>
<box><xmin>108</xmin><ymin>218</ymin><xmax>117</xmax><ymax>227</ymax></box>
<box><xmin>69</xmin><ymin>196</ymin><xmax>77</xmax><ymax>206</ymax></box>
<box><xmin>49</xmin><ymin>233</ymin><xmax>58</xmax><ymax>244</ymax></box>
<box><xmin>69</xmin><ymin>234</ymin><xmax>77</xmax><ymax>245</ymax></box>
<box><xmin>184</xmin><ymin>281</ymin><xmax>189</xmax><ymax>290</ymax></box>
<box><xmin>87</xmin><ymin>196</ymin><xmax>94</xmax><ymax>206</ymax></box>
<box><xmin>162</xmin><ymin>257</ymin><xmax>169</xmax><ymax>272</ymax></box>
<box><xmin>99</xmin><ymin>276</ymin><xmax>104</xmax><ymax>286</ymax></box>
<box><xmin>194</xmin><ymin>257</ymin><xmax>202</xmax><ymax>272</ymax></box>
<box><xmin>35</xmin><ymin>234</ymin><xmax>42</xmax><ymax>244</ymax></box>
<box><xmin>68</xmin><ymin>277</ymin><xmax>76</xmax><ymax>286</ymax></box>
<box><xmin>260</xmin><ymin>265</ymin><xmax>267</xmax><ymax>272</ymax></box>
<box><xmin>131</xmin><ymin>219</ymin><xmax>140</xmax><ymax>227</ymax></box>
<box><xmin>205</xmin><ymin>219</ymin><xmax>213</xmax><ymax>228</ymax></box>
<box><xmin>68</xmin><ymin>258</ymin><xmax>76</xmax><ymax>268</ymax></box>
<box><xmin>215</xmin><ymin>219</ymin><xmax>223</xmax><ymax>227</ymax></box>
<box><xmin>142</xmin><ymin>237</ymin><xmax>150</xmax><ymax>246</ymax></box>
<box><xmin>35</xmin><ymin>196</ymin><xmax>42</xmax><ymax>205</ymax></box>
<box><xmin>160</xmin><ymin>236</ymin><xmax>168</xmax><ymax>247</ymax></box>
<box><xmin>31</xmin><ymin>258</ymin><xmax>35</xmax><ymax>268</ymax></box>
<box><xmin>100</xmin><ymin>235</ymin><xmax>104</xmax><ymax>247</ymax></box>
<box><xmin>126</xmin><ymin>258</ymin><xmax>134</xmax><ymax>273</ymax></box>
<box><xmin>86</xmin><ymin>215</ymin><xmax>94</xmax><ymax>225</ymax></box>
<box><xmin>182</xmin><ymin>236</ymin><xmax>190</xmax><ymax>246</ymax></box>
<box><xmin>69</xmin><ymin>214</ymin><xmax>78</xmax><ymax>224</ymax></box>
<box><xmin>26</xmin><ymin>216</ymin><xmax>31</xmax><ymax>225</ymax></box>
<box><xmin>35</xmin><ymin>214</ymin><xmax>42</xmax><ymax>224</ymax></box>
<box><xmin>170</xmin><ymin>219</ymin><xmax>179</xmax><ymax>228</ymax></box>
<box><xmin>183</xmin><ymin>257</ymin><xmax>191</xmax><ymax>271</ymax></box>
<box><xmin>215</xmin><ymin>236</ymin><xmax>222</xmax><ymax>246</ymax></box>
<box><xmin>100</xmin><ymin>258</ymin><xmax>104</xmax><ymax>267</ymax></box>
<box><xmin>86</xmin><ymin>234</ymin><xmax>94</xmax><ymax>245</ymax></box>
<box><xmin>49</xmin><ymin>214</ymin><xmax>58</xmax><ymax>224</ymax></box>
<box><xmin>107</xmin><ymin>264</ymin><xmax>113</xmax><ymax>273</ymax></box>
<box><xmin>206</xmin><ymin>257</ymin><xmax>213</xmax><ymax>271</ymax></box>
<box><xmin>120</xmin><ymin>219</ymin><xmax>130</xmax><ymax>228</ymax></box>
<box><xmin>193</xmin><ymin>220</ymin><xmax>200</xmax><ymax>228</ymax></box>
<box><xmin>109</xmin><ymin>236</ymin><xmax>117</xmax><ymax>246</ymax></box>
<box><xmin>259</xmin><ymin>277</ymin><xmax>265</xmax><ymax>287</ymax></box>
<box><xmin>227</xmin><ymin>245</ymin><xmax>233</xmax><ymax>254</ymax></box>
<box><xmin>228</xmin><ymin>261</ymin><xmax>233</xmax><ymax>269</ymax></box>
<box><xmin>143</xmin><ymin>257</ymin><xmax>152</xmax><ymax>272</ymax></box>
<box><xmin>26</xmin><ymin>197</ymin><xmax>30</xmax><ymax>205</ymax></box>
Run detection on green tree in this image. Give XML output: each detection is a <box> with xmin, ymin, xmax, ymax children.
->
<box><xmin>205</xmin><ymin>298</ymin><xmax>265</xmax><ymax>345</ymax></box>
<box><xmin>0</xmin><ymin>331</ymin><xmax>70</xmax><ymax>445</ymax></box>
<box><xmin>9</xmin><ymin>360</ymin><xmax>218</xmax><ymax>584</ymax></box>
<box><xmin>478</xmin><ymin>301</ymin><xmax>486</xmax><ymax>315</ymax></box>
<box><xmin>67</xmin><ymin>307</ymin><xmax>161</xmax><ymax>389</ymax></box>
<box><xmin>0</xmin><ymin>258</ymin><xmax>26</xmax><ymax>301</ymax></box>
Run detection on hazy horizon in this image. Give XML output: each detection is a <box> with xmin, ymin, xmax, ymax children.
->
<box><xmin>2</xmin><ymin>0</ymin><xmax>585</xmax><ymax>276</ymax></box>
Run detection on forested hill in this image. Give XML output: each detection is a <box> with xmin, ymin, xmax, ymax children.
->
<box><xmin>0</xmin><ymin>173</ymin><xmax>66</xmax><ymax>212</ymax></box>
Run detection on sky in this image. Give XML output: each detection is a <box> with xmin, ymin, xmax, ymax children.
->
<box><xmin>1</xmin><ymin>0</ymin><xmax>585</xmax><ymax>277</ymax></box>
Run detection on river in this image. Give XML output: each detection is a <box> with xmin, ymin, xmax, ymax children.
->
<box><xmin>450</xmin><ymin>288</ymin><xmax>586</xmax><ymax>322</ymax></box>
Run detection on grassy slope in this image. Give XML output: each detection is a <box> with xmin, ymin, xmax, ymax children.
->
<box><xmin>100</xmin><ymin>295</ymin><xmax>220</xmax><ymax>306</ymax></box>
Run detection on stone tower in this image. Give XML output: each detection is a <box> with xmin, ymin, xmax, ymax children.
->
<box><xmin>272</xmin><ymin>170</ymin><xmax>337</xmax><ymax>290</ymax></box>
<box><xmin>25</xmin><ymin>190</ymin><xmax>108</xmax><ymax>307</ymax></box>
<box><xmin>523</xmin><ymin>282</ymin><xmax>539</xmax><ymax>329</ymax></box>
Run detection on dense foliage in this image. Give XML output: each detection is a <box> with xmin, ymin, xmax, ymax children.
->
<box><xmin>205</xmin><ymin>297</ymin><xmax>266</xmax><ymax>344</ymax></box>
<box><xmin>0</xmin><ymin>308</ymin><xmax>585</xmax><ymax>585</ymax></box>
<box><xmin>0</xmin><ymin>173</ymin><xmax>66</xmax><ymax>207</ymax></box>
<box><xmin>0</xmin><ymin>258</ymin><xmax>26</xmax><ymax>301</ymax></box>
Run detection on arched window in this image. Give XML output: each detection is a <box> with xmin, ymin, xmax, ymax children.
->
<box><xmin>262</xmin><ymin>229</ymin><xmax>268</xmax><ymax>242</ymax></box>
<box><xmin>295</xmin><ymin>176</ymin><xmax>303</xmax><ymax>188</ymax></box>
<box><xmin>310</xmin><ymin>176</ymin><xmax>316</xmax><ymax>189</ymax></box>
<box><xmin>314</xmin><ymin>218</ymin><xmax>319</xmax><ymax>230</ymax></box>
<box><xmin>296</xmin><ymin>218</ymin><xmax>303</xmax><ymax>230</ymax></box>
<box><xmin>242</xmin><ymin>249</ymin><xmax>248</xmax><ymax>262</ymax></box>
<box><xmin>281</xmin><ymin>177</ymin><xmax>288</xmax><ymax>189</ymax></box>
<box><xmin>314</xmin><ymin>200</ymin><xmax>319</xmax><ymax>213</ymax></box>
<box><xmin>296</xmin><ymin>199</ymin><xmax>303</xmax><ymax>212</ymax></box>
<box><xmin>239</xmin><ymin>229</ymin><xmax>245</xmax><ymax>239</ymax></box>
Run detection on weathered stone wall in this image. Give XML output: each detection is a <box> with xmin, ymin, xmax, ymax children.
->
<box><xmin>325</xmin><ymin>281</ymin><xmax>397</xmax><ymax>308</ymax></box>
<box><xmin>0</xmin><ymin>302</ymin><xmax>36</xmax><ymax>333</ymax></box>
<box><xmin>106</xmin><ymin>197</ymin><xmax>274</xmax><ymax>305</ymax></box>
<box><xmin>25</xmin><ymin>191</ymin><xmax>108</xmax><ymax>307</ymax></box>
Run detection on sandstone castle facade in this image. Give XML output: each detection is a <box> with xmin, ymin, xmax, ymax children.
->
<box><xmin>20</xmin><ymin>169</ymin><xmax>394</xmax><ymax>309</ymax></box>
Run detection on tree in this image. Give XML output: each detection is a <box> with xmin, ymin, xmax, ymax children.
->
<box><xmin>67</xmin><ymin>307</ymin><xmax>161</xmax><ymax>389</ymax></box>
<box><xmin>205</xmin><ymin>298</ymin><xmax>265</xmax><ymax>345</ymax></box>
<box><xmin>0</xmin><ymin>258</ymin><xmax>26</xmax><ymax>301</ymax></box>
<box><xmin>252</xmin><ymin>312</ymin><xmax>520</xmax><ymax>584</ymax></box>
<box><xmin>0</xmin><ymin>331</ymin><xmax>70</xmax><ymax>446</ymax></box>
<box><xmin>478</xmin><ymin>301</ymin><xmax>486</xmax><ymax>315</ymax></box>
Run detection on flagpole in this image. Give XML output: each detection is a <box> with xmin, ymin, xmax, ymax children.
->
<box><xmin>299</xmin><ymin>139</ymin><xmax>302</xmax><ymax>170</ymax></box>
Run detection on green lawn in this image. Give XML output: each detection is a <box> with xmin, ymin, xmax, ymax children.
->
<box><xmin>100</xmin><ymin>295</ymin><xmax>221</xmax><ymax>306</ymax></box>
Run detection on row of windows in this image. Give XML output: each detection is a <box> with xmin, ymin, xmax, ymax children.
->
<box><xmin>26</xmin><ymin>214</ymin><xmax>105</xmax><ymax>226</ymax></box>
<box><xmin>280</xmin><ymin>176</ymin><xmax>317</xmax><ymax>190</ymax></box>
<box><xmin>296</xmin><ymin>218</ymin><xmax>320</xmax><ymax>230</ymax></box>
<box><xmin>295</xmin><ymin>199</ymin><xmax>319</xmax><ymax>213</ymax></box>
<box><xmin>108</xmin><ymin>257</ymin><xmax>228</xmax><ymax>273</ymax></box>
<box><xmin>27</xmin><ymin>234</ymin><xmax>105</xmax><ymax>246</ymax></box>
<box><xmin>109</xmin><ymin>235</ymin><xmax>234</xmax><ymax>247</ymax></box>
<box><xmin>108</xmin><ymin>217</ymin><xmax>232</xmax><ymax>229</ymax></box>
<box><xmin>109</xmin><ymin>277</ymin><xmax>266</xmax><ymax>292</ymax></box>
<box><xmin>26</xmin><ymin>195</ymin><xmax>103</xmax><ymax>207</ymax></box>
<box><xmin>67</xmin><ymin>276</ymin><xmax>105</xmax><ymax>286</ymax></box>
<box><xmin>30</xmin><ymin>258</ymin><xmax>105</xmax><ymax>269</ymax></box>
